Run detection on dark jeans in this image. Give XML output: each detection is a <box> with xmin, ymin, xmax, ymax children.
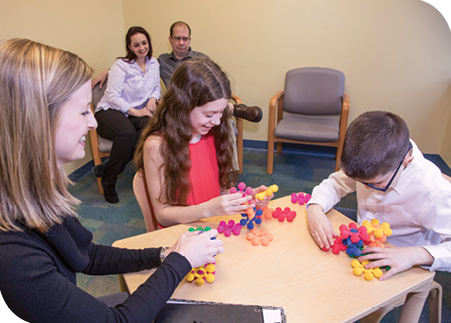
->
<box><xmin>95</xmin><ymin>109</ymin><xmax>150</xmax><ymax>185</ymax></box>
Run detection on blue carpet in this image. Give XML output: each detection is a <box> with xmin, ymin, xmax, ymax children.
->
<box><xmin>70</xmin><ymin>148</ymin><xmax>451</xmax><ymax>322</ymax></box>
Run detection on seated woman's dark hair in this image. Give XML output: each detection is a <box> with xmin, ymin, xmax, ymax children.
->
<box><xmin>120</xmin><ymin>26</ymin><xmax>153</xmax><ymax>63</ymax></box>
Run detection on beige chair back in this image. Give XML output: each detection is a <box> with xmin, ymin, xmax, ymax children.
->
<box><xmin>133</xmin><ymin>172</ymin><xmax>158</xmax><ymax>232</ymax></box>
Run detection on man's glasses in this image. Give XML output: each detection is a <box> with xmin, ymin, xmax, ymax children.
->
<box><xmin>172</xmin><ymin>37</ymin><xmax>190</xmax><ymax>42</ymax></box>
<box><xmin>359</xmin><ymin>143</ymin><xmax>413</xmax><ymax>192</ymax></box>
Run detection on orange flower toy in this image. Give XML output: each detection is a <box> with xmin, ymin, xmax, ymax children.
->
<box><xmin>246</xmin><ymin>228</ymin><xmax>274</xmax><ymax>246</ymax></box>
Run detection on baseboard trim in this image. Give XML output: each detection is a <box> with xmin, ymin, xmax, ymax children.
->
<box><xmin>244</xmin><ymin>139</ymin><xmax>337</xmax><ymax>158</ymax></box>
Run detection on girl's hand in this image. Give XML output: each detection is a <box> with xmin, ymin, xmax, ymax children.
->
<box><xmin>204</xmin><ymin>193</ymin><xmax>254</xmax><ymax>218</ymax></box>
<box><xmin>252</xmin><ymin>185</ymin><xmax>274</xmax><ymax>209</ymax></box>
<box><xmin>167</xmin><ymin>229</ymin><xmax>224</xmax><ymax>268</ymax></box>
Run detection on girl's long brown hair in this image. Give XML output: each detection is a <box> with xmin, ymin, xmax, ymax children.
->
<box><xmin>134</xmin><ymin>58</ymin><xmax>236</xmax><ymax>205</ymax></box>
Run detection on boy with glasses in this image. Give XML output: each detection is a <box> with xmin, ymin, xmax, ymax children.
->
<box><xmin>307</xmin><ymin>111</ymin><xmax>451</xmax><ymax>280</ymax></box>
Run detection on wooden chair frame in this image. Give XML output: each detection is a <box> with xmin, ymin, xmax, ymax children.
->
<box><xmin>232</xmin><ymin>94</ymin><xmax>243</xmax><ymax>174</ymax></box>
<box><xmin>88</xmin><ymin>103</ymin><xmax>111</xmax><ymax>194</ymax></box>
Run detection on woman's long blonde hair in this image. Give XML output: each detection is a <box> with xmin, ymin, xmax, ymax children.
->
<box><xmin>0</xmin><ymin>39</ymin><xmax>93</xmax><ymax>232</ymax></box>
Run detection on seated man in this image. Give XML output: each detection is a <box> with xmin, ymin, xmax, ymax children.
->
<box><xmin>92</xmin><ymin>21</ymin><xmax>262</xmax><ymax>123</ymax></box>
<box><xmin>307</xmin><ymin>110</ymin><xmax>451</xmax><ymax>280</ymax></box>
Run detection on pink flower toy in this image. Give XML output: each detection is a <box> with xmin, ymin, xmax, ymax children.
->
<box><xmin>291</xmin><ymin>192</ymin><xmax>311</xmax><ymax>205</ymax></box>
<box><xmin>339</xmin><ymin>223</ymin><xmax>370</xmax><ymax>257</ymax></box>
<box><xmin>230</xmin><ymin>182</ymin><xmax>253</xmax><ymax>197</ymax></box>
<box><xmin>217</xmin><ymin>220</ymin><xmax>242</xmax><ymax>237</ymax></box>
<box><xmin>272</xmin><ymin>207</ymin><xmax>297</xmax><ymax>222</ymax></box>
<box><xmin>246</xmin><ymin>228</ymin><xmax>274</xmax><ymax>246</ymax></box>
<box><xmin>339</xmin><ymin>223</ymin><xmax>370</xmax><ymax>244</ymax></box>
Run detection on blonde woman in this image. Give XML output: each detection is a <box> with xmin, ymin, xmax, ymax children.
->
<box><xmin>0</xmin><ymin>38</ymin><xmax>222</xmax><ymax>323</ymax></box>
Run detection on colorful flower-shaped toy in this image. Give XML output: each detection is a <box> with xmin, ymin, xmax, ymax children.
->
<box><xmin>240</xmin><ymin>207</ymin><xmax>263</xmax><ymax>230</ymax></box>
<box><xmin>217</xmin><ymin>220</ymin><xmax>242</xmax><ymax>237</ymax></box>
<box><xmin>322</xmin><ymin>236</ymin><xmax>347</xmax><ymax>254</ymax></box>
<box><xmin>246</xmin><ymin>228</ymin><xmax>274</xmax><ymax>246</ymax></box>
<box><xmin>339</xmin><ymin>223</ymin><xmax>370</xmax><ymax>257</ymax></box>
<box><xmin>259</xmin><ymin>206</ymin><xmax>274</xmax><ymax>220</ymax></box>
<box><xmin>344</xmin><ymin>240</ymin><xmax>364</xmax><ymax>257</ymax></box>
<box><xmin>255</xmin><ymin>185</ymin><xmax>279</xmax><ymax>201</ymax></box>
<box><xmin>339</xmin><ymin>223</ymin><xmax>369</xmax><ymax>244</ymax></box>
<box><xmin>351</xmin><ymin>259</ymin><xmax>383</xmax><ymax>281</ymax></box>
<box><xmin>291</xmin><ymin>192</ymin><xmax>311</xmax><ymax>205</ymax></box>
<box><xmin>230</xmin><ymin>182</ymin><xmax>254</xmax><ymax>196</ymax></box>
<box><xmin>186</xmin><ymin>263</ymin><xmax>216</xmax><ymax>286</ymax></box>
<box><xmin>188</xmin><ymin>226</ymin><xmax>212</xmax><ymax>233</ymax></box>
<box><xmin>272</xmin><ymin>207</ymin><xmax>297</xmax><ymax>222</ymax></box>
<box><xmin>362</xmin><ymin>219</ymin><xmax>392</xmax><ymax>247</ymax></box>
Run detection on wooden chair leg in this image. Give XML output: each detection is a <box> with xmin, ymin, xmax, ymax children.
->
<box><xmin>267</xmin><ymin>138</ymin><xmax>274</xmax><ymax>174</ymax></box>
<box><xmin>276</xmin><ymin>142</ymin><xmax>282</xmax><ymax>154</ymax></box>
<box><xmin>236</xmin><ymin>118</ymin><xmax>243</xmax><ymax>175</ymax></box>
<box><xmin>428</xmin><ymin>281</ymin><xmax>442</xmax><ymax>323</ymax></box>
<box><xmin>97</xmin><ymin>177</ymin><xmax>104</xmax><ymax>194</ymax></box>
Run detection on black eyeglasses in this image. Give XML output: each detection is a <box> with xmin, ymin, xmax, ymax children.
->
<box><xmin>358</xmin><ymin>143</ymin><xmax>412</xmax><ymax>192</ymax></box>
<box><xmin>172</xmin><ymin>37</ymin><xmax>190</xmax><ymax>42</ymax></box>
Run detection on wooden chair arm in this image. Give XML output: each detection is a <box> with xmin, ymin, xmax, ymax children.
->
<box><xmin>343</xmin><ymin>93</ymin><xmax>350</xmax><ymax>110</ymax></box>
<box><xmin>270</xmin><ymin>91</ymin><xmax>284</xmax><ymax>108</ymax></box>
<box><xmin>340</xmin><ymin>94</ymin><xmax>350</xmax><ymax>132</ymax></box>
<box><xmin>231</xmin><ymin>93</ymin><xmax>242</xmax><ymax>105</ymax></box>
<box><xmin>268</xmin><ymin>91</ymin><xmax>284</xmax><ymax>138</ymax></box>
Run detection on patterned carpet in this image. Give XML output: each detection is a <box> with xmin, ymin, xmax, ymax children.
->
<box><xmin>70</xmin><ymin>147</ymin><xmax>450</xmax><ymax>322</ymax></box>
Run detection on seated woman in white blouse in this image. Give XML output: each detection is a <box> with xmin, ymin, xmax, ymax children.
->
<box><xmin>94</xmin><ymin>26</ymin><xmax>160</xmax><ymax>203</ymax></box>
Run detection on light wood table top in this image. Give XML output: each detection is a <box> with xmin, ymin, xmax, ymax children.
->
<box><xmin>113</xmin><ymin>195</ymin><xmax>434</xmax><ymax>323</ymax></box>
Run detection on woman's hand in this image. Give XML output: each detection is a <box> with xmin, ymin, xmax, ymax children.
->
<box><xmin>166</xmin><ymin>229</ymin><xmax>224</xmax><ymax>268</ymax></box>
<box><xmin>127</xmin><ymin>107</ymin><xmax>153</xmax><ymax>118</ymax></box>
<box><xmin>307</xmin><ymin>204</ymin><xmax>337</xmax><ymax>249</ymax></box>
<box><xmin>91</xmin><ymin>70</ymin><xmax>109</xmax><ymax>89</ymax></box>
<box><xmin>146</xmin><ymin>98</ymin><xmax>157</xmax><ymax>114</ymax></box>
<box><xmin>204</xmin><ymin>193</ymin><xmax>254</xmax><ymax>218</ymax></box>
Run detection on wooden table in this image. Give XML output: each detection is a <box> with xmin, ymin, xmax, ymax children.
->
<box><xmin>113</xmin><ymin>196</ymin><xmax>434</xmax><ymax>323</ymax></box>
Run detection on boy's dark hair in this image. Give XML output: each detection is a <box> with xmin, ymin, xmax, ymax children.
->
<box><xmin>340</xmin><ymin>111</ymin><xmax>410</xmax><ymax>180</ymax></box>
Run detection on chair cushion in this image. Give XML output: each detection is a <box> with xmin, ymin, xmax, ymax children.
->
<box><xmin>98</xmin><ymin>135</ymin><xmax>113</xmax><ymax>152</ymax></box>
<box><xmin>284</xmin><ymin>67</ymin><xmax>344</xmax><ymax>115</ymax></box>
<box><xmin>274</xmin><ymin>114</ymin><xmax>340</xmax><ymax>142</ymax></box>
